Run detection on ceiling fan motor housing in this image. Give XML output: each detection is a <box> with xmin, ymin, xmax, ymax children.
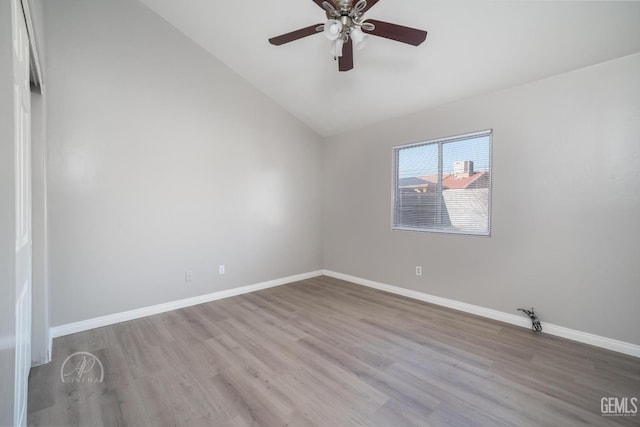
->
<box><xmin>337</xmin><ymin>0</ymin><xmax>354</xmax><ymax>13</ymax></box>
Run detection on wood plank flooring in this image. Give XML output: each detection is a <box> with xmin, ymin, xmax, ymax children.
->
<box><xmin>28</xmin><ymin>276</ymin><xmax>640</xmax><ymax>426</ymax></box>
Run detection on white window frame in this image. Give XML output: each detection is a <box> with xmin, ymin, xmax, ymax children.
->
<box><xmin>392</xmin><ymin>129</ymin><xmax>493</xmax><ymax>236</ymax></box>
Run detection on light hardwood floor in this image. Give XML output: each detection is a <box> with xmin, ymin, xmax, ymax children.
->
<box><xmin>28</xmin><ymin>276</ymin><xmax>640</xmax><ymax>426</ymax></box>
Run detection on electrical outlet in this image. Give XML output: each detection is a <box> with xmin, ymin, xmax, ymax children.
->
<box><xmin>219</xmin><ymin>265</ymin><xmax>225</xmax><ymax>275</ymax></box>
<box><xmin>415</xmin><ymin>266</ymin><xmax>422</xmax><ymax>276</ymax></box>
<box><xmin>185</xmin><ymin>271</ymin><xmax>193</xmax><ymax>282</ymax></box>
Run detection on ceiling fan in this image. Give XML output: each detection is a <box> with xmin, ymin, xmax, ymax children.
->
<box><xmin>268</xmin><ymin>0</ymin><xmax>427</xmax><ymax>72</ymax></box>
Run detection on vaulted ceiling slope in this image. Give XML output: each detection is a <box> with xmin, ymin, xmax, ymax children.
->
<box><xmin>138</xmin><ymin>0</ymin><xmax>640</xmax><ymax>137</ymax></box>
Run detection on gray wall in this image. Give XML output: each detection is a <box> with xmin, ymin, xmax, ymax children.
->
<box><xmin>323</xmin><ymin>53</ymin><xmax>640</xmax><ymax>345</ymax></box>
<box><xmin>44</xmin><ymin>0</ymin><xmax>323</xmax><ymax>327</ymax></box>
<box><xmin>0</xmin><ymin>1</ymin><xmax>17</xmax><ymax>423</ymax></box>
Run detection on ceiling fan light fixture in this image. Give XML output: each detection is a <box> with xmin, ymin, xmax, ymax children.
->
<box><xmin>323</xmin><ymin>19</ymin><xmax>342</xmax><ymax>41</ymax></box>
<box><xmin>350</xmin><ymin>27</ymin><xmax>368</xmax><ymax>50</ymax></box>
<box><xmin>329</xmin><ymin>39</ymin><xmax>344</xmax><ymax>58</ymax></box>
<box><xmin>329</xmin><ymin>40</ymin><xmax>336</xmax><ymax>56</ymax></box>
<box><xmin>334</xmin><ymin>38</ymin><xmax>344</xmax><ymax>58</ymax></box>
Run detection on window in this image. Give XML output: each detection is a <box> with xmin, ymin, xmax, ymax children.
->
<box><xmin>393</xmin><ymin>130</ymin><xmax>492</xmax><ymax>235</ymax></box>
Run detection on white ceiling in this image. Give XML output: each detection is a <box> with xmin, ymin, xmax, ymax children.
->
<box><xmin>138</xmin><ymin>0</ymin><xmax>640</xmax><ymax>137</ymax></box>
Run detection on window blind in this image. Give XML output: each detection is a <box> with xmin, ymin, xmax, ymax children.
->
<box><xmin>393</xmin><ymin>130</ymin><xmax>492</xmax><ymax>236</ymax></box>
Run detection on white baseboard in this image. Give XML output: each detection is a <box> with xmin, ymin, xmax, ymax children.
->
<box><xmin>50</xmin><ymin>270</ymin><xmax>324</xmax><ymax>338</ymax></box>
<box><xmin>322</xmin><ymin>270</ymin><xmax>640</xmax><ymax>358</ymax></box>
<box><xmin>50</xmin><ymin>269</ymin><xmax>640</xmax><ymax>358</ymax></box>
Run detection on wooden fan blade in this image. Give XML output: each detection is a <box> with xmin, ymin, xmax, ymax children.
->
<box><xmin>363</xmin><ymin>19</ymin><xmax>427</xmax><ymax>46</ymax></box>
<box><xmin>338</xmin><ymin>38</ymin><xmax>354</xmax><ymax>72</ymax></box>
<box><xmin>312</xmin><ymin>0</ymin><xmax>335</xmax><ymax>10</ymax></box>
<box><xmin>361</xmin><ymin>0</ymin><xmax>379</xmax><ymax>13</ymax></box>
<box><xmin>313</xmin><ymin>0</ymin><xmax>337</xmax><ymax>19</ymax></box>
<box><xmin>269</xmin><ymin>24</ymin><xmax>323</xmax><ymax>46</ymax></box>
